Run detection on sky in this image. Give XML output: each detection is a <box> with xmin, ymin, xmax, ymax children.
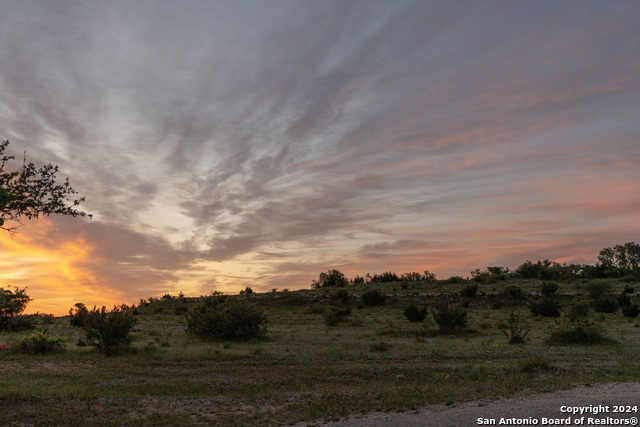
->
<box><xmin>0</xmin><ymin>1</ymin><xmax>639</xmax><ymax>315</ymax></box>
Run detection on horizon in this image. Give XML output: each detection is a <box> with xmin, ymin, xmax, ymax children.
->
<box><xmin>1</xmin><ymin>1</ymin><xmax>639</xmax><ymax>316</ymax></box>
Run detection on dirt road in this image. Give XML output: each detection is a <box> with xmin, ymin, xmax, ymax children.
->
<box><xmin>300</xmin><ymin>383</ymin><xmax>640</xmax><ymax>426</ymax></box>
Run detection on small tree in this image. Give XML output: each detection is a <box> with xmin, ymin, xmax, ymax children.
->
<box><xmin>361</xmin><ymin>289</ymin><xmax>385</xmax><ymax>306</ymax></box>
<box><xmin>0</xmin><ymin>287</ymin><xmax>32</xmax><ymax>331</ymax></box>
<box><xmin>185</xmin><ymin>295</ymin><xmax>267</xmax><ymax>341</ymax></box>
<box><xmin>403</xmin><ymin>303</ymin><xmax>428</xmax><ymax>322</ymax></box>
<box><xmin>69</xmin><ymin>303</ymin><xmax>137</xmax><ymax>355</ymax></box>
<box><xmin>597</xmin><ymin>242</ymin><xmax>640</xmax><ymax>278</ymax></box>
<box><xmin>311</xmin><ymin>269</ymin><xmax>348</xmax><ymax>289</ymax></box>
<box><xmin>431</xmin><ymin>302</ymin><xmax>468</xmax><ymax>334</ymax></box>
<box><xmin>530</xmin><ymin>282</ymin><xmax>561</xmax><ymax>317</ymax></box>
<box><xmin>323</xmin><ymin>305</ymin><xmax>352</xmax><ymax>326</ymax></box>
<box><xmin>1</xmin><ymin>140</ymin><xmax>90</xmax><ymax>233</ymax></box>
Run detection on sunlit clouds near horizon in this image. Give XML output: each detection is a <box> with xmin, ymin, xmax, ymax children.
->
<box><xmin>1</xmin><ymin>1</ymin><xmax>639</xmax><ymax>315</ymax></box>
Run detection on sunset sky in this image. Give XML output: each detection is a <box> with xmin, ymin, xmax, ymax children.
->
<box><xmin>1</xmin><ymin>1</ymin><xmax>639</xmax><ymax>315</ymax></box>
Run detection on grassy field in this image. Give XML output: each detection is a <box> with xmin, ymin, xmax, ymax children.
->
<box><xmin>1</xmin><ymin>278</ymin><xmax>639</xmax><ymax>426</ymax></box>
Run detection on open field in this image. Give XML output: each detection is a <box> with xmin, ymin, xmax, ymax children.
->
<box><xmin>1</xmin><ymin>278</ymin><xmax>640</xmax><ymax>426</ymax></box>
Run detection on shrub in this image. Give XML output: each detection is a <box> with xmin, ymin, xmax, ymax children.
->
<box><xmin>592</xmin><ymin>297</ymin><xmax>618</xmax><ymax>313</ymax></box>
<box><xmin>323</xmin><ymin>305</ymin><xmax>352</xmax><ymax>326</ymax></box>
<box><xmin>548</xmin><ymin>319</ymin><xmax>610</xmax><ymax>345</ymax></box>
<box><xmin>530</xmin><ymin>297</ymin><xmax>561</xmax><ymax>317</ymax></box>
<box><xmin>369</xmin><ymin>272</ymin><xmax>401</xmax><ymax>283</ymax></box>
<box><xmin>499</xmin><ymin>285</ymin><xmax>526</xmax><ymax>303</ymax></box>
<box><xmin>541</xmin><ymin>282</ymin><xmax>559</xmax><ymax>297</ymax></box>
<box><xmin>622</xmin><ymin>303</ymin><xmax>640</xmax><ymax>318</ymax></box>
<box><xmin>446</xmin><ymin>276</ymin><xmax>466</xmax><ymax>284</ymax></box>
<box><xmin>311</xmin><ymin>270</ymin><xmax>348</xmax><ymax>289</ymax></box>
<box><xmin>471</xmin><ymin>267</ymin><xmax>509</xmax><ymax>284</ymax></box>
<box><xmin>10</xmin><ymin>329</ymin><xmax>66</xmax><ymax>355</ymax></box>
<box><xmin>173</xmin><ymin>301</ymin><xmax>189</xmax><ymax>315</ymax></box>
<box><xmin>185</xmin><ymin>296</ymin><xmax>266</xmax><ymax>341</ymax></box>
<box><xmin>401</xmin><ymin>272</ymin><xmax>422</xmax><ymax>282</ymax></box>
<box><xmin>431</xmin><ymin>302</ymin><xmax>468</xmax><ymax>334</ymax></box>
<box><xmin>617</xmin><ymin>293</ymin><xmax>632</xmax><ymax>308</ymax></box>
<box><xmin>369</xmin><ymin>341</ymin><xmax>390</xmax><ymax>352</ymax></box>
<box><xmin>403</xmin><ymin>303</ymin><xmax>428</xmax><ymax>322</ymax></box>
<box><xmin>502</xmin><ymin>311</ymin><xmax>529</xmax><ymax>344</ymax></box>
<box><xmin>361</xmin><ymin>289</ymin><xmax>385</xmax><ymax>306</ymax></box>
<box><xmin>1</xmin><ymin>314</ymin><xmax>37</xmax><ymax>332</ymax></box>
<box><xmin>69</xmin><ymin>302</ymin><xmax>89</xmax><ymax>328</ymax></box>
<box><xmin>69</xmin><ymin>304</ymin><xmax>137</xmax><ymax>355</ymax></box>
<box><xmin>586</xmin><ymin>281</ymin><xmax>614</xmax><ymax>300</ymax></box>
<box><xmin>39</xmin><ymin>313</ymin><xmax>55</xmax><ymax>325</ymax></box>
<box><xmin>332</xmin><ymin>289</ymin><xmax>350</xmax><ymax>305</ymax></box>
<box><xmin>460</xmin><ymin>283</ymin><xmax>478</xmax><ymax>298</ymax></box>
<box><xmin>0</xmin><ymin>287</ymin><xmax>32</xmax><ymax>331</ymax></box>
<box><xmin>624</xmin><ymin>284</ymin><xmax>635</xmax><ymax>294</ymax></box>
<box><xmin>351</xmin><ymin>275</ymin><xmax>365</xmax><ymax>285</ymax></box>
<box><xmin>422</xmin><ymin>270</ymin><xmax>438</xmax><ymax>282</ymax></box>
<box><xmin>565</xmin><ymin>300</ymin><xmax>592</xmax><ymax>321</ymax></box>
<box><xmin>519</xmin><ymin>357</ymin><xmax>550</xmax><ymax>373</ymax></box>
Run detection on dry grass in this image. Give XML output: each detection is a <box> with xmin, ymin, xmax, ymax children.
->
<box><xmin>1</xmin><ymin>279</ymin><xmax>639</xmax><ymax>425</ymax></box>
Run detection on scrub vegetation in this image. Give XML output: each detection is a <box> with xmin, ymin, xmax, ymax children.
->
<box><xmin>1</xmin><ymin>243</ymin><xmax>640</xmax><ymax>425</ymax></box>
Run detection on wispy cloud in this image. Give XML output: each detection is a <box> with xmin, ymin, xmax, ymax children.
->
<box><xmin>1</xmin><ymin>1</ymin><xmax>639</xmax><ymax>312</ymax></box>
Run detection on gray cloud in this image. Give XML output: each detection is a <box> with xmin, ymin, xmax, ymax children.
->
<box><xmin>1</xmin><ymin>1</ymin><xmax>639</xmax><ymax>305</ymax></box>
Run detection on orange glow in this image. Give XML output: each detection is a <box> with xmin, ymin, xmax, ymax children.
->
<box><xmin>0</xmin><ymin>219</ymin><xmax>127</xmax><ymax>316</ymax></box>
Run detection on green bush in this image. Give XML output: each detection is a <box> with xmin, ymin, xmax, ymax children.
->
<box><xmin>530</xmin><ymin>296</ymin><xmax>561</xmax><ymax>317</ymax></box>
<box><xmin>332</xmin><ymin>290</ymin><xmax>350</xmax><ymax>305</ymax></box>
<box><xmin>185</xmin><ymin>296</ymin><xmax>267</xmax><ymax>341</ymax></box>
<box><xmin>541</xmin><ymin>282</ymin><xmax>559</xmax><ymax>297</ymax></box>
<box><xmin>10</xmin><ymin>329</ymin><xmax>66</xmax><ymax>355</ymax></box>
<box><xmin>586</xmin><ymin>281</ymin><xmax>614</xmax><ymax>299</ymax></box>
<box><xmin>403</xmin><ymin>303</ymin><xmax>428</xmax><ymax>322</ymax></box>
<box><xmin>460</xmin><ymin>283</ymin><xmax>478</xmax><ymax>298</ymax></box>
<box><xmin>622</xmin><ymin>303</ymin><xmax>640</xmax><ymax>318</ymax></box>
<box><xmin>548</xmin><ymin>319</ymin><xmax>610</xmax><ymax>345</ymax></box>
<box><xmin>499</xmin><ymin>285</ymin><xmax>526</xmax><ymax>303</ymax></box>
<box><xmin>565</xmin><ymin>300</ymin><xmax>592</xmax><ymax>321</ymax></box>
<box><xmin>69</xmin><ymin>304</ymin><xmax>137</xmax><ymax>355</ymax></box>
<box><xmin>592</xmin><ymin>297</ymin><xmax>618</xmax><ymax>313</ymax></box>
<box><xmin>361</xmin><ymin>289</ymin><xmax>385</xmax><ymax>306</ymax></box>
<box><xmin>446</xmin><ymin>276</ymin><xmax>467</xmax><ymax>284</ymax></box>
<box><xmin>351</xmin><ymin>275</ymin><xmax>365</xmax><ymax>285</ymax></box>
<box><xmin>311</xmin><ymin>269</ymin><xmax>348</xmax><ymax>289</ymax></box>
<box><xmin>323</xmin><ymin>305</ymin><xmax>352</xmax><ymax>326</ymax></box>
<box><xmin>431</xmin><ymin>302</ymin><xmax>468</xmax><ymax>334</ymax></box>
<box><xmin>471</xmin><ymin>267</ymin><xmax>509</xmax><ymax>284</ymax></box>
<box><xmin>617</xmin><ymin>293</ymin><xmax>632</xmax><ymax>308</ymax></box>
<box><xmin>369</xmin><ymin>271</ymin><xmax>401</xmax><ymax>283</ymax></box>
<box><xmin>39</xmin><ymin>313</ymin><xmax>55</xmax><ymax>325</ymax></box>
<box><xmin>519</xmin><ymin>357</ymin><xmax>550</xmax><ymax>373</ymax></box>
<box><xmin>0</xmin><ymin>314</ymin><xmax>37</xmax><ymax>332</ymax></box>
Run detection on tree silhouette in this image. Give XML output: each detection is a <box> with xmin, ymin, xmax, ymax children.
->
<box><xmin>0</xmin><ymin>140</ymin><xmax>90</xmax><ymax>233</ymax></box>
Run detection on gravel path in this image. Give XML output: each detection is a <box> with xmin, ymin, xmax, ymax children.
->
<box><xmin>299</xmin><ymin>383</ymin><xmax>640</xmax><ymax>426</ymax></box>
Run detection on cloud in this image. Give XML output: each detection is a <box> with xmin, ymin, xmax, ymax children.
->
<box><xmin>0</xmin><ymin>1</ymin><xmax>639</xmax><ymax>311</ymax></box>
